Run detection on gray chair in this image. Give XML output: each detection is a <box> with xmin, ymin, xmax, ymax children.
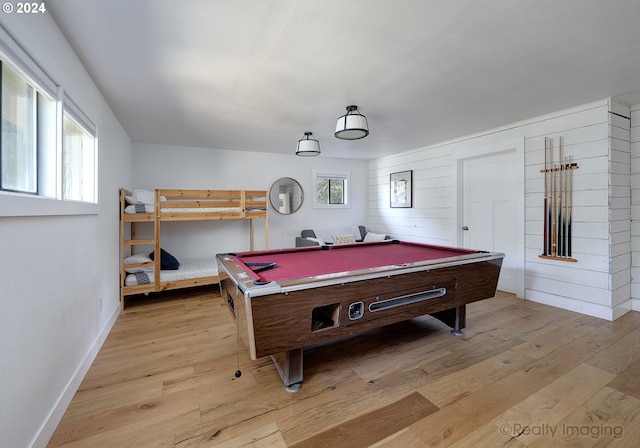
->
<box><xmin>301</xmin><ymin>229</ymin><xmax>317</xmax><ymax>239</ymax></box>
<box><xmin>356</xmin><ymin>226</ymin><xmax>367</xmax><ymax>241</ymax></box>
<box><xmin>295</xmin><ymin>229</ymin><xmax>321</xmax><ymax>247</ymax></box>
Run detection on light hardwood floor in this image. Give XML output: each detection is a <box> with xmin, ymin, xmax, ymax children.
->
<box><xmin>48</xmin><ymin>289</ymin><xmax>640</xmax><ymax>447</ymax></box>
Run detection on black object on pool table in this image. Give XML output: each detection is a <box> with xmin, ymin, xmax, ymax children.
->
<box><xmin>245</xmin><ymin>262</ymin><xmax>277</xmax><ymax>273</ymax></box>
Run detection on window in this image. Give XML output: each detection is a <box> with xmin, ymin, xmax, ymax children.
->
<box><xmin>63</xmin><ymin>111</ymin><xmax>96</xmax><ymax>202</ymax></box>
<box><xmin>313</xmin><ymin>170</ymin><xmax>350</xmax><ymax>209</ymax></box>
<box><xmin>1</xmin><ymin>62</ymin><xmax>37</xmax><ymax>193</ymax></box>
<box><xmin>317</xmin><ymin>177</ymin><xmax>344</xmax><ymax>204</ymax></box>
<box><xmin>0</xmin><ymin>26</ymin><xmax>98</xmax><ymax>213</ymax></box>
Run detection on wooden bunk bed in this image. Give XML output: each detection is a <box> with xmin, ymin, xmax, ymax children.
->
<box><xmin>119</xmin><ymin>188</ymin><xmax>268</xmax><ymax>311</ymax></box>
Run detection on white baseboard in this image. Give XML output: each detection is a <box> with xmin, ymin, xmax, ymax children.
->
<box><xmin>30</xmin><ymin>304</ymin><xmax>120</xmax><ymax>448</ymax></box>
<box><xmin>525</xmin><ymin>289</ymin><xmax>614</xmax><ymax>321</ymax></box>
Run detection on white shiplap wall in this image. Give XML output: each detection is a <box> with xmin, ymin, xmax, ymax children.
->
<box><xmin>368</xmin><ymin>145</ymin><xmax>455</xmax><ymax>245</ymax></box>
<box><xmin>368</xmin><ymin>98</ymin><xmax>633</xmax><ymax>320</ymax></box>
<box><xmin>630</xmin><ymin>103</ymin><xmax>640</xmax><ymax>312</ymax></box>
<box><xmin>609</xmin><ymin>100</ymin><xmax>632</xmax><ymax>319</ymax></box>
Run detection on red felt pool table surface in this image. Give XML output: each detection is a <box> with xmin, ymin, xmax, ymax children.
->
<box><xmin>232</xmin><ymin>240</ymin><xmax>480</xmax><ymax>283</ymax></box>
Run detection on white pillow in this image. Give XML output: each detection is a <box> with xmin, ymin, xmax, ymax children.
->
<box><xmin>307</xmin><ymin>237</ymin><xmax>323</xmax><ymax>245</ymax></box>
<box><xmin>125</xmin><ymin>272</ymin><xmax>153</xmax><ymax>286</ymax></box>
<box><xmin>124</xmin><ymin>195</ymin><xmax>142</xmax><ymax>205</ymax></box>
<box><xmin>133</xmin><ymin>189</ymin><xmax>156</xmax><ymax>205</ymax></box>
<box><xmin>363</xmin><ymin>232</ymin><xmax>386</xmax><ymax>242</ymax></box>
<box><xmin>124</xmin><ymin>204</ymin><xmax>154</xmax><ymax>214</ymax></box>
<box><xmin>332</xmin><ymin>234</ymin><xmax>357</xmax><ymax>245</ymax></box>
<box><xmin>124</xmin><ymin>253</ymin><xmax>154</xmax><ymax>273</ymax></box>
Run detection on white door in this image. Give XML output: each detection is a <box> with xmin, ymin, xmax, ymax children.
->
<box><xmin>461</xmin><ymin>151</ymin><xmax>518</xmax><ymax>294</ymax></box>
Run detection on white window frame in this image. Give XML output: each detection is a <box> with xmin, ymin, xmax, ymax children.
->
<box><xmin>312</xmin><ymin>169</ymin><xmax>350</xmax><ymax>209</ymax></box>
<box><xmin>0</xmin><ymin>25</ymin><xmax>98</xmax><ymax>216</ymax></box>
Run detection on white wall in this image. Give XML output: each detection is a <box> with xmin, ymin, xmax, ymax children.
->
<box><xmin>631</xmin><ymin>103</ymin><xmax>640</xmax><ymax>312</ymax></box>
<box><xmin>132</xmin><ymin>143</ymin><xmax>369</xmax><ymax>252</ymax></box>
<box><xmin>368</xmin><ymin>98</ymin><xmax>633</xmax><ymax>321</ymax></box>
<box><xmin>0</xmin><ymin>15</ymin><xmax>131</xmax><ymax>448</ymax></box>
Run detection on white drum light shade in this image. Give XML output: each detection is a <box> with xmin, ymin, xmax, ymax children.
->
<box><xmin>335</xmin><ymin>105</ymin><xmax>369</xmax><ymax>140</ymax></box>
<box><xmin>296</xmin><ymin>131</ymin><xmax>321</xmax><ymax>156</ymax></box>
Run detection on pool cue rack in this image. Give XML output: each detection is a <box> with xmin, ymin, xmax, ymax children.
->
<box><xmin>539</xmin><ymin>136</ymin><xmax>579</xmax><ymax>262</ymax></box>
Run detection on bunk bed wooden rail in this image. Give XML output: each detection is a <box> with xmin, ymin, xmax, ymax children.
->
<box><xmin>119</xmin><ymin>188</ymin><xmax>268</xmax><ymax>312</ymax></box>
<box><xmin>157</xmin><ymin>189</ymin><xmax>268</xmax><ymax>221</ymax></box>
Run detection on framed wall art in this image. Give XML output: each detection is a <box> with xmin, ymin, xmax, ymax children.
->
<box><xmin>390</xmin><ymin>170</ymin><xmax>412</xmax><ymax>208</ymax></box>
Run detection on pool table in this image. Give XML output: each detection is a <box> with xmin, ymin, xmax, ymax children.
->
<box><xmin>217</xmin><ymin>240</ymin><xmax>504</xmax><ymax>391</ymax></box>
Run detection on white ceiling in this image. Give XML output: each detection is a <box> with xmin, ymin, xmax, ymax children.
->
<box><xmin>48</xmin><ymin>0</ymin><xmax>640</xmax><ymax>160</ymax></box>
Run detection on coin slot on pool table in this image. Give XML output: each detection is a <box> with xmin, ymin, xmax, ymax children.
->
<box><xmin>348</xmin><ymin>301</ymin><xmax>365</xmax><ymax>320</ymax></box>
<box><xmin>311</xmin><ymin>303</ymin><xmax>341</xmax><ymax>331</ymax></box>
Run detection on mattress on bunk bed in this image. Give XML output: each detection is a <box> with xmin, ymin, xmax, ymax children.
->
<box><xmin>123</xmin><ymin>189</ymin><xmax>266</xmax><ymax>214</ymax></box>
<box><xmin>124</xmin><ymin>204</ymin><xmax>265</xmax><ymax>214</ymax></box>
<box><xmin>124</xmin><ymin>257</ymin><xmax>219</xmax><ymax>286</ymax></box>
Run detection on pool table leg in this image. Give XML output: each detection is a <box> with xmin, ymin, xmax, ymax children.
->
<box><xmin>430</xmin><ymin>305</ymin><xmax>466</xmax><ymax>336</ymax></box>
<box><xmin>270</xmin><ymin>348</ymin><xmax>303</xmax><ymax>393</ymax></box>
<box><xmin>451</xmin><ymin>306</ymin><xmax>465</xmax><ymax>336</ymax></box>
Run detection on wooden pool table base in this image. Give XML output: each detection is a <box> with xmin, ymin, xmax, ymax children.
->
<box><xmin>272</xmin><ymin>305</ymin><xmax>467</xmax><ymax>393</ymax></box>
<box><xmin>217</xmin><ymin>241</ymin><xmax>503</xmax><ymax>392</ymax></box>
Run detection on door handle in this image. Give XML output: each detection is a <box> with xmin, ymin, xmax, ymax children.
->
<box><xmin>462</xmin><ymin>226</ymin><xmax>469</xmax><ymax>231</ymax></box>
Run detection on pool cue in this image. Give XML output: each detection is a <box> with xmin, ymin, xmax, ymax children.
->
<box><xmin>563</xmin><ymin>157</ymin><xmax>568</xmax><ymax>257</ymax></box>
<box><xmin>549</xmin><ymin>139</ymin><xmax>554</xmax><ymax>256</ymax></box>
<box><xmin>548</xmin><ymin>139</ymin><xmax>555</xmax><ymax>255</ymax></box>
<box><xmin>557</xmin><ymin>165</ymin><xmax>563</xmax><ymax>256</ymax></box>
<box><xmin>547</xmin><ymin>140</ymin><xmax>553</xmax><ymax>255</ymax></box>
<box><xmin>558</xmin><ymin>137</ymin><xmax>564</xmax><ymax>257</ymax></box>
<box><xmin>543</xmin><ymin>138</ymin><xmax>548</xmax><ymax>255</ymax></box>
<box><xmin>564</xmin><ymin>155</ymin><xmax>569</xmax><ymax>257</ymax></box>
<box><xmin>568</xmin><ymin>156</ymin><xmax>573</xmax><ymax>257</ymax></box>
<box><xmin>560</xmin><ymin>155</ymin><xmax>564</xmax><ymax>257</ymax></box>
<box><xmin>551</xmin><ymin>161</ymin><xmax>556</xmax><ymax>256</ymax></box>
<box><xmin>564</xmin><ymin>143</ymin><xmax>569</xmax><ymax>256</ymax></box>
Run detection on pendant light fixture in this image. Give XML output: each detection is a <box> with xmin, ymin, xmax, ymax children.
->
<box><xmin>335</xmin><ymin>105</ymin><xmax>369</xmax><ymax>140</ymax></box>
<box><xmin>296</xmin><ymin>131</ymin><xmax>321</xmax><ymax>156</ymax></box>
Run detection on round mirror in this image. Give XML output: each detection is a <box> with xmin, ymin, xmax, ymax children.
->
<box><xmin>269</xmin><ymin>177</ymin><xmax>304</xmax><ymax>215</ymax></box>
